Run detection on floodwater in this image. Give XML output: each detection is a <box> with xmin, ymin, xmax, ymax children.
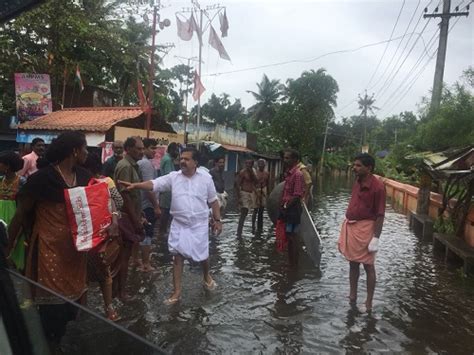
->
<box><xmin>77</xmin><ymin>176</ymin><xmax>474</xmax><ymax>353</ymax></box>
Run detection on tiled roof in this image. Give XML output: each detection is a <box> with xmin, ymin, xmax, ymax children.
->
<box><xmin>18</xmin><ymin>107</ymin><xmax>144</xmax><ymax>132</ymax></box>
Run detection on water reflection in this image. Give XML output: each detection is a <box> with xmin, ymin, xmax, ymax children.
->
<box><xmin>75</xmin><ymin>175</ymin><xmax>474</xmax><ymax>353</ymax></box>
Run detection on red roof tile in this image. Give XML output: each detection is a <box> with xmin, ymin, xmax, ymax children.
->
<box><xmin>18</xmin><ymin>107</ymin><xmax>144</xmax><ymax>132</ymax></box>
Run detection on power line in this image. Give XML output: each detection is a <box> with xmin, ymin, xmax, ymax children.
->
<box><xmin>369</xmin><ymin>0</ymin><xmax>436</xmax><ymax>92</ymax></box>
<box><xmin>204</xmin><ymin>31</ymin><xmax>431</xmax><ymax>77</ymax></box>
<box><xmin>379</xmin><ymin>27</ymin><xmax>440</xmax><ymax>111</ymax></box>
<box><xmin>380</xmin><ymin>11</ymin><xmax>466</xmax><ymax>116</ymax></box>
<box><xmin>365</xmin><ymin>0</ymin><xmax>407</xmax><ymax>89</ymax></box>
<box><xmin>375</xmin><ymin>15</ymin><xmax>433</xmax><ymax>101</ymax></box>
<box><xmin>335</xmin><ymin>98</ymin><xmax>358</xmax><ymax>115</ymax></box>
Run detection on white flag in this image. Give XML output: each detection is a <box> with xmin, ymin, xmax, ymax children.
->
<box><xmin>208</xmin><ymin>25</ymin><xmax>231</xmax><ymax>61</ymax></box>
<box><xmin>176</xmin><ymin>15</ymin><xmax>193</xmax><ymax>41</ymax></box>
<box><xmin>192</xmin><ymin>70</ymin><xmax>206</xmax><ymax>101</ymax></box>
<box><xmin>219</xmin><ymin>9</ymin><xmax>229</xmax><ymax>37</ymax></box>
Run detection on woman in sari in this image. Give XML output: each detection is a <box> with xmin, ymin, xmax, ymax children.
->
<box><xmin>7</xmin><ymin>132</ymin><xmax>93</xmax><ymax>349</ymax></box>
<box><xmin>0</xmin><ymin>151</ymin><xmax>26</xmax><ymax>269</ymax></box>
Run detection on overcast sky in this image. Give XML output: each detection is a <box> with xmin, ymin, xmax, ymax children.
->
<box><xmin>156</xmin><ymin>0</ymin><xmax>473</xmax><ymax>120</ymax></box>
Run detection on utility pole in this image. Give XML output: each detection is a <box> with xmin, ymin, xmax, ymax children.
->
<box><xmin>319</xmin><ymin>120</ymin><xmax>329</xmax><ymax>173</ymax></box>
<box><xmin>146</xmin><ymin>1</ymin><xmax>170</xmax><ymax>138</ymax></box>
<box><xmin>174</xmin><ymin>55</ymin><xmax>200</xmax><ymax>144</ymax></box>
<box><xmin>178</xmin><ymin>1</ymin><xmax>226</xmax><ymax>146</ymax></box>
<box><xmin>424</xmin><ymin>0</ymin><xmax>469</xmax><ymax>113</ymax></box>
<box><xmin>358</xmin><ymin>91</ymin><xmax>375</xmax><ymax>152</ymax></box>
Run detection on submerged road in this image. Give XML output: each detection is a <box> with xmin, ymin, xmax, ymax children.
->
<box><xmin>64</xmin><ymin>176</ymin><xmax>474</xmax><ymax>353</ymax></box>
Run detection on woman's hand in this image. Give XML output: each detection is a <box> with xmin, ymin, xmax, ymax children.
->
<box><xmin>107</xmin><ymin>220</ymin><xmax>119</xmax><ymax>239</ymax></box>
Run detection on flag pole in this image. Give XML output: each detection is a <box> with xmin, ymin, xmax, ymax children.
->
<box><xmin>61</xmin><ymin>64</ymin><xmax>67</xmax><ymax>109</ymax></box>
<box><xmin>196</xmin><ymin>8</ymin><xmax>203</xmax><ymax>148</ymax></box>
<box><xmin>146</xmin><ymin>4</ymin><xmax>158</xmax><ymax>139</ymax></box>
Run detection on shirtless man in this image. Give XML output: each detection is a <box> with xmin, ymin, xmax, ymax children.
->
<box><xmin>236</xmin><ymin>159</ymin><xmax>257</xmax><ymax>237</ymax></box>
<box><xmin>252</xmin><ymin>159</ymin><xmax>269</xmax><ymax>234</ymax></box>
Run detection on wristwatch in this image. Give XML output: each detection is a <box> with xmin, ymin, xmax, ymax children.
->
<box><xmin>214</xmin><ymin>219</ymin><xmax>221</xmax><ymax>222</ymax></box>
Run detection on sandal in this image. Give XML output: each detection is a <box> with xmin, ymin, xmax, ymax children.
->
<box><xmin>163</xmin><ymin>296</ymin><xmax>180</xmax><ymax>305</ymax></box>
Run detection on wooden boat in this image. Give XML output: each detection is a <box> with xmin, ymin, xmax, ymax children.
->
<box><xmin>267</xmin><ymin>182</ymin><xmax>322</xmax><ymax>267</ymax></box>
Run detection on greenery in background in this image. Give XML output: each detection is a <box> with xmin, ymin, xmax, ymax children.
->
<box><xmin>0</xmin><ymin>0</ymin><xmax>472</xmax><ymax>176</ymax></box>
<box><xmin>0</xmin><ymin>0</ymin><xmax>193</xmax><ymax>122</ymax></box>
<box><xmin>433</xmin><ymin>217</ymin><xmax>456</xmax><ymax>235</ymax></box>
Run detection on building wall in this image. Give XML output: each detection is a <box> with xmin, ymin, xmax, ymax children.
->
<box><xmin>380</xmin><ymin>176</ymin><xmax>474</xmax><ymax>247</ymax></box>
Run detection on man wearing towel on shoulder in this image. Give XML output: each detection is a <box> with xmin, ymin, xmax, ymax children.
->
<box><xmin>119</xmin><ymin>147</ymin><xmax>222</xmax><ymax>305</ymax></box>
<box><xmin>338</xmin><ymin>153</ymin><xmax>385</xmax><ymax>312</ymax></box>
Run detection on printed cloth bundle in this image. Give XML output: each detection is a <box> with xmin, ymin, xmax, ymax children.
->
<box><xmin>64</xmin><ymin>178</ymin><xmax>112</xmax><ymax>251</ymax></box>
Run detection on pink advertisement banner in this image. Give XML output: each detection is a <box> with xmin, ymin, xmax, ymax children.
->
<box><xmin>14</xmin><ymin>73</ymin><xmax>52</xmax><ymax>123</ymax></box>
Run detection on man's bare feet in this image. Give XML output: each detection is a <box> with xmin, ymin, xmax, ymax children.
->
<box><xmin>348</xmin><ymin>296</ymin><xmax>357</xmax><ymax>306</ymax></box>
<box><xmin>359</xmin><ymin>300</ymin><xmax>372</xmax><ymax>313</ymax></box>
<box><xmin>163</xmin><ymin>293</ymin><xmax>180</xmax><ymax>305</ymax></box>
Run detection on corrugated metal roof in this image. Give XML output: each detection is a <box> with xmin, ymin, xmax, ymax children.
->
<box><xmin>18</xmin><ymin>107</ymin><xmax>143</xmax><ymax>132</ymax></box>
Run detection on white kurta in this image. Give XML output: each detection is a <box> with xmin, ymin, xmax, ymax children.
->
<box><xmin>152</xmin><ymin>169</ymin><xmax>218</xmax><ymax>261</ymax></box>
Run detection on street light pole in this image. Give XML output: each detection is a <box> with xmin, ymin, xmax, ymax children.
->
<box><xmin>146</xmin><ymin>5</ymin><xmax>158</xmax><ymax>138</ymax></box>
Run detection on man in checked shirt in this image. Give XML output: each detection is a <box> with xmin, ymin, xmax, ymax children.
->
<box><xmin>281</xmin><ymin>148</ymin><xmax>305</xmax><ymax>266</ymax></box>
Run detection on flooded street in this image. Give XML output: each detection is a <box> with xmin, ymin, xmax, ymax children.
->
<box><xmin>81</xmin><ymin>176</ymin><xmax>474</xmax><ymax>353</ymax></box>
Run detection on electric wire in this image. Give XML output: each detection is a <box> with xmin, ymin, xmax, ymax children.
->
<box><xmin>204</xmin><ymin>31</ymin><xmax>430</xmax><ymax>77</ymax></box>
<box><xmin>365</xmin><ymin>0</ymin><xmax>407</xmax><ymax>89</ymax></box>
<box><xmin>381</xmin><ymin>6</ymin><xmax>468</xmax><ymax>116</ymax></box>
<box><xmin>369</xmin><ymin>0</ymin><xmax>435</xmax><ymax>92</ymax></box>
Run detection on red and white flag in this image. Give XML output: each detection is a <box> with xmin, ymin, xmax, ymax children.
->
<box><xmin>219</xmin><ymin>9</ymin><xmax>229</xmax><ymax>37</ymax></box>
<box><xmin>209</xmin><ymin>25</ymin><xmax>231</xmax><ymax>61</ymax></box>
<box><xmin>192</xmin><ymin>70</ymin><xmax>205</xmax><ymax>101</ymax></box>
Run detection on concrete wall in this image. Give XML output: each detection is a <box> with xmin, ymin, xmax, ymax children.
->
<box><xmin>379</xmin><ymin>176</ymin><xmax>474</xmax><ymax>247</ymax></box>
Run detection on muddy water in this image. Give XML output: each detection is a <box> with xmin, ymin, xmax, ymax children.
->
<box><xmin>85</xmin><ymin>176</ymin><xmax>474</xmax><ymax>353</ymax></box>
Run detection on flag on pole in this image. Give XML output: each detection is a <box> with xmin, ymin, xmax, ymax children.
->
<box><xmin>75</xmin><ymin>65</ymin><xmax>84</xmax><ymax>92</ymax></box>
<box><xmin>176</xmin><ymin>13</ymin><xmax>201</xmax><ymax>42</ymax></box>
<box><xmin>192</xmin><ymin>71</ymin><xmax>205</xmax><ymax>101</ymax></box>
<box><xmin>176</xmin><ymin>14</ymin><xmax>193</xmax><ymax>41</ymax></box>
<box><xmin>219</xmin><ymin>9</ymin><xmax>229</xmax><ymax>37</ymax></box>
<box><xmin>209</xmin><ymin>25</ymin><xmax>231</xmax><ymax>61</ymax></box>
<box><xmin>137</xmin><ymin>80</ymin><xmax>150</xmax><ymax>113</ymax></box>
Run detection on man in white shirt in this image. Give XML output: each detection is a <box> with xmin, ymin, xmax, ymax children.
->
<box><xmin>120</xmin><ymin>147</ymin><xmax>222</xmax><ymax>305</ymax></box>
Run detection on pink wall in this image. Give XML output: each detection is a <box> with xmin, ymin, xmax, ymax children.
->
<box><xmin>377</xmin><ymin>176</ymin><xmax>474</xmax><ymax>247</ymax></box>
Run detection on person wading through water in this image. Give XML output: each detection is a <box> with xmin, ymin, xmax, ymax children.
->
<box><xmin>338</xmin><ymin>153</ymin><xmax>386</xmax><ymax>312</ymax></box>
<box><xmin>236</xmin><ymin>159</ymin><xmax>257</xmax><ymax>237</ymax></box>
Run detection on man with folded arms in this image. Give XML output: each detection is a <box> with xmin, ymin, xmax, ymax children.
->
<box><xmin>338</xmin><ymin>153</ymin><xmax>385</xmax><ymax>312</ymax></box>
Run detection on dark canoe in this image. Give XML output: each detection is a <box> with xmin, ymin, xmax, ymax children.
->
<box><xmin>266</xmin><ymin>182</ymin><xmax>322</xmax><ymax>267</ymax></box>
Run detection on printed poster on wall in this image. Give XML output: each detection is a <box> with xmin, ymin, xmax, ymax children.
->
<box><xmin>14</xmin><ymin>73</ymin><xmax>52</xmax><ymax>123</ymax></box>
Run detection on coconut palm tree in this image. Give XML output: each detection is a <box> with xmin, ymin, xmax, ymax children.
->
<box><xmin>247</xmin><ymin>74</ymin><xmax>283</xmax><ymax>127</ymax></box>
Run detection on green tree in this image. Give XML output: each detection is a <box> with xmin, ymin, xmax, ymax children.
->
<box><xmin>247</xmin><ymin>74</ymin><xmax>282</xmax><ymax>128</ymax></box>
<box><xmin>200</xmin><ymin>93</ymin><xmax>246</xmax><ymax>129</ymax></box>
<box><xmin>271</xmin><ymin>69</ymin><xmax>339</xmax><ymax>159</ymax></box>
<box><xmin>414</xmin><ymin>81</ymin><xmax>474</xmax><ymax>150</ymax></box>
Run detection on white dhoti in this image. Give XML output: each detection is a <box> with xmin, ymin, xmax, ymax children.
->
<box><xmin>168</xmin><ymin>220</ymin><xmax>209</xmax><ymax>262</ymax></box>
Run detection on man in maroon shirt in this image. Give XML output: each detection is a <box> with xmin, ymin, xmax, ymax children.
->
<box><xmin>281</xmin><ymin>148</ymin><xmax>305</xmax><ymax>266</ymax></box>
<box><xmin>338</xmin><ymin>153</ymin><xmax>385</xmax><ymax>312</ymax></box>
